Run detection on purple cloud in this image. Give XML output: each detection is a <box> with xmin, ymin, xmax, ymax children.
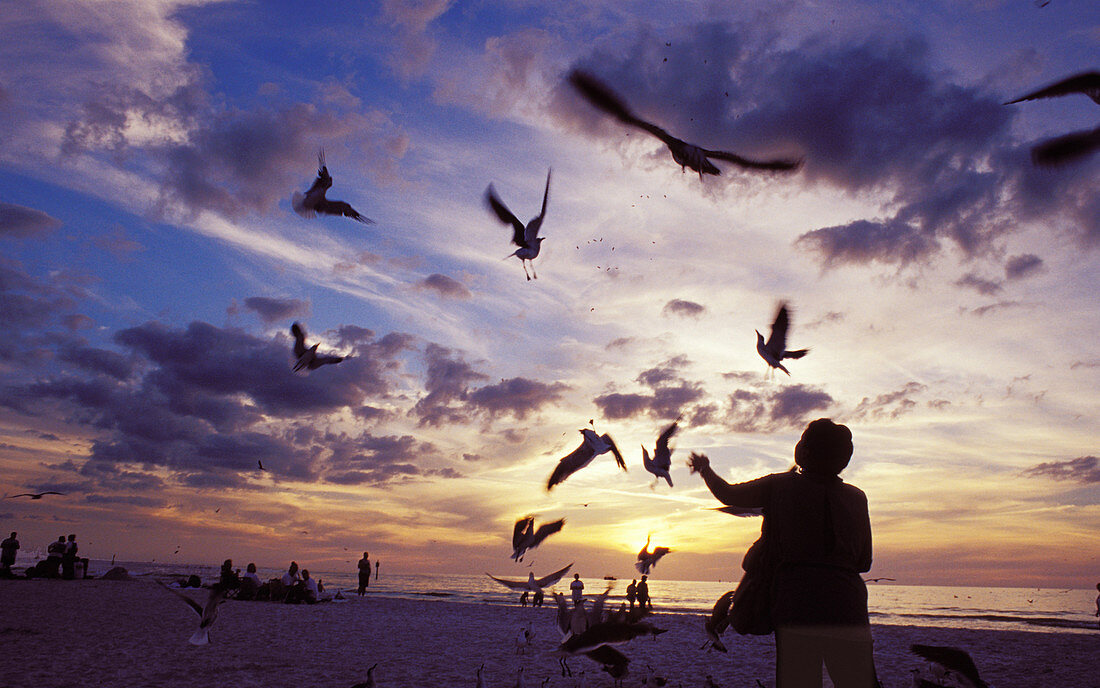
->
<box><xmin>415</xmin><ymin>273</ymin><xmax>472</xmax><ymax>299</ymax></box>
<box><xmin>0</xmin><ymin>203</ymin><xmax>62</xmax><ymax>238</ymax></box>
<box><xmin>244</xmin><ymin>296</ymin><xmax>310</xmax><ymax>324</ymax></box>
<box><xmin>1005</xmin><ymin>253</ymin><xmax>1043</xmax><ymax>281</ymax></box>
<box><xmin>662</xmin><ymin>299</ymin><xmax>706</xmax><ymax>318</ymax></box>
<box><xmin>1022</xmin><ymin>456</ymin><xmax>1099</xmax><ymax>484</ymax></box>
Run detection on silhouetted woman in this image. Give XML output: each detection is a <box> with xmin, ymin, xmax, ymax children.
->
<box><xmin>690</xmin><ymin>418</ymin><xmax>875</xmax><ymax>688</ymax></box>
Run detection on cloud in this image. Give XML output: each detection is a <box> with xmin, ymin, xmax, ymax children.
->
<box><xmin>0</xmin><ymin>203</ymin><xmax>62</xmax><ymax>238</ymax></box>
<box><xmin>847</xmin><ymin>382</ymin><xmax>926</xmax><ymax>422</ymax></box>
<box><xmin>594</xmin><ymin>356</ymin><xmax>706</xmax><ymax>421</ymax></box>
<box><xmin>662</xmin><ymin>299</ymin><xmax>706</xmax><ymax>318</ymax></box>
<box><xmin>1004</xmin><ymin>253</ymin><xmax>1043</xmax><ymax>281</ymax></box>
<box><xmin>963</xmin><ymin>300</ymin><xmax>1025</xmax><ymax>317</ymax></box>
<box><xmin>243</xmin><ymin>296</ymin><xmax>310</xmax><ymax>324</ymax></box>
<box><xmin>954</xmin><ymin>273</ymin><xmax>1002</xmax><ymax>296</ymax></box>
<box><xmin>91</xmin><ymin>226</ymin><xmax>144</xmax><ymax>259</ymax></box>
<box><xmin>410</xmin><ymin>344</ymin><xmax>489</xmax><ymax>427</ymax></box>
<box><xmin>725</xmin><ymin>384</ymin><xmax>835</xmax><ymax>433</ymax></box>
<box><xmin>466</xmin><ymin>377</ymin><xmax>570</xmax><ymax>420</ymax></box>
<box><xmin>1022</xmin><ymin>456</ymin><xmax>1100</xmax><ymax>484</ymax></box>
<box><xmin>415</xmin><ymin>273</ymin><xmax>472</xmax><ymax>300</ymax></box>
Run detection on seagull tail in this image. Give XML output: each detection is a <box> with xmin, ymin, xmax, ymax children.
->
<box><xmin>189</xmin><ymin>628</ymin><xmax>210</xmax><ymax>645</ymax></box>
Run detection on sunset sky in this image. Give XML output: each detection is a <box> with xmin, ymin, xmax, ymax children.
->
<box><xmin>0</xmin><ymin>0</ymin><xmax>1097</xmax><ymax>589</ymax></box>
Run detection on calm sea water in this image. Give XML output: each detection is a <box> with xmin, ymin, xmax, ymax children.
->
<box><xmin>69</xmin><ymin>559</ymin><xmax>1097</xmax><ymax>635</ymax></box>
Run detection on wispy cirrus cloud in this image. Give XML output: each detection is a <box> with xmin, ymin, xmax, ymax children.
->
<box><xmin>1022</xmin><ymin>456</ymin><xmax>1099</xmax><ymax>484</ymax></box>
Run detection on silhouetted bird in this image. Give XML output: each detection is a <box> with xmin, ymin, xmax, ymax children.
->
<box><xmin>475</xmin><ymin>664</ymin><xmax>486</xmax><ymax>688</ymax></box>
<box><xmin>635</xmin><ymin>535</ymin><xmax>670</xmax><ymax>575</ymax></box>
<box><xmin>292</xmin><ymin>149</ymin><xmax>373</xmax><ymax>223</ymax></box>
<box><xmin>487</xmin><ymin>562</ymin><xmax>574</xmax><ymax>593</ymax></box>
<box><xmin>756</xmin><ymin>302</ymin><xmax>808</xmax><ymax>377</ymax></box>
<box><xmin>702</xmin><ymin>589</ymin><xmax>736</xmax><ymax>652</ymax></box>
<box><xmin>7</xmin><ymin>491</ymin><xmax>64</xmax><ymax>499</ymax></box>
<box><xmin>710</xmin><ymin>505</ymin><xmax>763</xmax><ymax>517</ymax></box>
<box><xmin>512</xmin><ymin>516</ymin><xmax>566</xmax><ymax>561</ymax></box>
<box><xmin>547</xmin><ymin>428</ymin><xmax>626</xmax><ymax>490</ymax></box>
<box><xmin>486</xmin><ymin>169</ymin><xmax>551</xmax><ymax>280</ymax></box>
<box><xmin>1005</xmin><ymin>72</ymin><xmax>1100</xmax><ymax>166</ymax></box>
<box><xmin>910</xmin><ymin>644</ymin><xmax>989</xmax><ymax>688</ymax></box>
<box><xmin>350</xmin><ymin>663</ymin><xmax>378</xmax><ymax>688</ymax></box>
<box><xmin>291</xmin><ymin>322</ymin><xmax>344</xmax><ymax>371</ymax></box>
<box><xmin>568</xmin><ymin>69</ymin><xmax>802</xmax><ymax>179</ymax></box>
<box><xmin>158</xmin><ymin>581</ymin><xmax>229</xmax><ymax>645</ymax></box>
<box><xmin>642</xmin><ymin>419</ymin><xmax>679</xmax><ymax>487</ymax></box>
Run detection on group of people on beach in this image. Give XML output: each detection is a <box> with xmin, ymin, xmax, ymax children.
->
<box><xmin>1</xmin><ymin>532</ymin><xmax>88</xmax><ymax>580</ymax></box>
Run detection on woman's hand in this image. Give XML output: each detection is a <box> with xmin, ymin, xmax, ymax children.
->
<box><xmin>688</xmin><ymin>452</ymin><xmax>710</xmax><ymax>474</ymax></box>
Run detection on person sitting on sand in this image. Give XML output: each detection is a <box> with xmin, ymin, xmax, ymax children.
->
<box><xmin>1</xmin><ymin>532</ymin><xmax>18</xmax><ymax>575</ymax></box>
<box><xmin>238</xmin><ymin>563</ymin><xmax>261</xmax><ymax>600</ymax></box>
<box><xmin>301</xmin><ymin>569</ymin><xmax>319</xmax><ymax>604</ymax></box>
<box><xmin>219</xmin><ymin>559</ymin><xmax>240</xmax><ymax>589</ymax></box>
<box><xmin>61</xmin><ymin>534</ymin><xmax>79</xmax><ymax>580</ymax></box>
<box><xmin>691</xmin><ymin>418</ymin><xmax>876</xmax><ymax>688</ymax></box>
<box><xmin>46</xmin><ymin>536</ymin><xmax>66</xmax><ymax>578</ymax></box>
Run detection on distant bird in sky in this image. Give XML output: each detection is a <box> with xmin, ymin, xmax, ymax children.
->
<box><xmin>6</xmin><ymin>491</ymin><xmax>64</xmax><ymax>499</ymax></box>
<box><xmin>702</xmin><ymin>589</ymin><xmax>735</xmax><ymax>652</ymax></box>
<box><xmin>756</xmin><ymin>302</ymin><xmax>808</xmax><ymax>377</ymax></box>
<box><xmin>635</xmin><ymin>535</ymin><xmax>670</xmax><ymax>575</ymax></box>
<box><xmin>512</xmin><ymin>516</ymin><xmax>566</xmax><ymax>561</ymax></box>
<box><xmin>350</xmin><ymin>663</ymin><xmax>378</xmax><ymax>688</ymax></box>
<box><xmin>568</xmin><ymin>69</ymin><xmax>802</xmax><ymax>179</ymax></box>
<box><xmin>487</xmin><ymin>562</ymin><xmax>574</xmax><ymax>593</ymax></box>
<box><xmin>292</xmin><ymin>148</ymin><xmax>373</xmax><ymax>223</ymax></box>
<box><xmin>487</xmin><ymin>169</ymin><xmax>551</xmax><ymax>281</ymax></box>
<box><xmin>1005</xmin><ymin>72</ymin><xmax>1100</xmax><ymax>166</ymax></box>
<box><xmin>863</xmin><ymin>576</ymin><xmax>896</xmax><ymax>583</ymax></box>
<box><xmin>547</xmin><ymin>428</ymin><xmax>626</xmax><ymax>490</ymax></box>
<box><xmin>291</xmin><ymin>322</ymin><xmax>344</xmax><ymax>372</ymax></box>
<box><xmin>257</xmin><ymin>460</ymin><xmax>266</xmax><ymax>471</ymax></box>
<box><xmin>910</xmin><ymin>644</ymin><xmax>989</xmax><ymax>688</ymax></box>
<box><xmin>641</xmin><ymin>419</ymin><xmax>679</xmax><ymax>487</ymax></box>
<box><xmin>158</xmin><ymin>581</ymin><xmax>228</xmax><ymax>645</ymax></box>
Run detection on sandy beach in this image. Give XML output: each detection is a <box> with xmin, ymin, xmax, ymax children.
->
<box><xmin>1</xmin><ymin>579</ymin><xmax>1094</xmax><ymax>688</ymax></box>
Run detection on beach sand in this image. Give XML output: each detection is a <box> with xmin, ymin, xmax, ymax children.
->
<box><xmin>1</xmin><ymin>580</ymin><xmax>1094</xmax><ymax>688</ymax></box>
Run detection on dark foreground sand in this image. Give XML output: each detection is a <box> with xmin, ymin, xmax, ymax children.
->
<box><xmin>0</xmin><ymin>580</ymin><xmax>1094</xmax><ymax>687</ymax></box>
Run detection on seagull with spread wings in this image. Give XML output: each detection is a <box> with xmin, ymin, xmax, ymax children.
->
<box><xmin>756</xmin><ymin>302</ymin><xmax>808</xmax><ymax>377</ymax></box>
<box><xmin>486</xmin><ymin>562</ymin><xmax>574</xmax><ymax>593</ymax></box>
<box><xmin>7</xmin><ymin>491</ymin><xmax>65</xmax><ymax>499</ymax></box>
<box><xmin>642</xmin><ymin>419</ymin><xmax>679</xmax><ymax>487</ymax></box>
<box><xmin>547</xmin><ymin>428</ymin><xmax>626</xmax><ymax>491</ymax></box>
<box><xmin>702</xmin><ymin>589</ymin><xmax>736</xmax><ymax>652</ymax></box>
<box><xmin>635</xmin><ymin>535</ymin><xmax>671</xmax><ymax>575</ymax></box>
<box><xmin>486</xmin><ymin>169</ymin><xmax>551</xmax><ymax>281</ymax></box>
<box><xmin>291</xmin><ymin>322</ymin><xmax>344</xmax><ymax>372</ymax></box>
<box><xmin>292</xmin><ymin>149</ymin><xmax>373</xmax><ymax>224</ymax></box>
<box><xmin>511</xmin><ymin>516</ymin><xmax>565</xmax><ymax>561</ymax></box>
<box><xmin>158</xmin><ymin>581</ymin><xmax>229</xmax><ymax>645</ymax></box>
<box><xmin>910</xmin><ymin>644</ymin><xmax>989</xmax><ymax>688</ymax></box>
<box><xmin>568</xmin><ymin>69</ymin><xmax>802</xmax><ymax>179</ymax></box>
<box><xmin>1005</xmin><ymin>71</ymin><xmax>1100</xmax><ymax>166</ymax></box>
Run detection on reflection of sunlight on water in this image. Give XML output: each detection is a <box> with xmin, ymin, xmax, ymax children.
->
<box><xmin>70</xmin><ymin>559</ymin><xmax>1097</xmax><ymax>634</ymax></box>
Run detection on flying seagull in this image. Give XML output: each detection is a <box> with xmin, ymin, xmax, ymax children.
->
<box><xmin>486</xmin><ymin>562</ymin><xmax>574</xmax><ymax>593</ymax></box>
<box><xmin>702</xmin><ymin>589</ymin><xmax>736</xmax><ymax>652</ymax></box>
<box><xmin>292</xmin><ymin>148</ymin><xmax>373</xmax><ymax>224</ymax></box>
<box><xmin>486</xmin><ymin>169</ymin><xmax>551</xmax><ymax>281</ymax></box>
<box><xmin>910</xmin><ymin>644</ymin><xmax>989</xmax><ymax>688</ymax></box>
<box><xmin>291</xmin><ymin>322</ymin><xmax>344</xmax><ymax>372</ymax></box>
<box><xmin>547</xmin><ymin>428</ymin><xmax>627</xmax><ymax>490</ymax></box>
<box><xmin>756</xmin><ymin>302</ymin><xmax>808</xmax><ymax>377</ymax></box>
<box><xmin>511</xmin><ymin>516</ymin><xmax>566</xmax><ymax>561</ymax></box>
<box><xmin>158</xmin><ymin>581</ymin><xmax>229</xmax><ymax>645</ymax></box>
<box><xmin>710</xmin><ymin>505</ymin><xmax>763</xmax><ymax>517</ymax></box>
<box><xmin>641</xmin><ymin>419</ymin><xmax>679</xmax><ymax>487</ymax></box>
<box><xmin>568</xmin><ymin>69</ymin><xmax>802</xmax><ymax>179</ymax></box>
<box><xmin>7</xmin><ymin>491</ymin><xmax>64</xmax><ymax>499</ymax></box>
<box><xmin>1005</xmin><ymin>71</ymin><xmax>1100</xmax><ymax>166</ymax></box>
<box><xmin>635</xmin><ymin>535</ymin><xmax>670</xmax><ymax>575</ymax></box>
<box><xmin>350</xmin><ymin>663</ymin><xmax>378</xmax><ymax>688</ymax></box>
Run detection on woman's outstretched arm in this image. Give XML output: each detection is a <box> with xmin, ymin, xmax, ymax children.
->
<box><xmin>689</xmin><ymin>452</ymin><xmax>769</xmax><ymax>507</ymax></box>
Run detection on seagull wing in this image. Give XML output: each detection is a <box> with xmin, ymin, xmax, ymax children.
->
<box><xmin>486</xmin><ymin>573</ymin><xmax>532</xmax><ymax>591</ymax></box>
<box><xmin>910</xmin><ymin>644</ymin><xmax>988</xmax><ymax>688</ymax></box>
<box><xmin>568</xmin><ymin>69</ymin><xmax>678</xmax><ymax>146</ymax></box>
<box><xmin>654</xmin><ymin>421</ymin><xmax>678</xmax><ymax>468</ymax></box>
<box><xmin>522</xmin><ymin>168</ymin><xmax>552</xmax><ymax>246</ymax></box>
<box><xmin>765</xmin><ymin>304</ymin><xmax>790</xmax><ymax>357</ymax></box>
<box><xmin>308</xmin><ymin>354</ymin><xmax>344</xmax><ymax>368</ymax></box>
<box><xmin>547</xmin><ymin>441</ymin><xmax>596</xmax><ymax>490</ymax></box>
<box><xmin>314</xmin><ymin>198</ymin><xmax>373</xmax><ymax>223</ymax></box>
<box><xmin>1005</xmin><ymin>71</ymin><xmax>1100</xmax><ymax>105</ymax></box>
<box><xmin>158</xmin><ymin>581</ymin><xmax>205</xmax><ymax>617</ymax></box>
<box><xmin>584</xmin><ymin>644</ymin><xmax>629</xmax><ymax>668</ymax></box>
<box><xmin>486</xmin><ymin>185</ymin><xmax>528</xmax><ymax>248</ymax></box>
<box><xmin>711</xmin><ymin>505</ymin><xmax>764</xmax><ymax>517</ymax></box>
<box><xmin>291</xmin><ymin>323</ymin><xmax>308</xmax><ymax>358</ymax></box>
<box><xmin>703</xmin><ymin>148</ymin><xmax>803</xmax><ymax>172</ymax></box>
<box><xmin>513</xmin><ymin>517</ymin><xmax>534</xmax><ymax>549</ymax></box>
<box><xmin>1030</xmin><ymin>126</ymin><xmax>1100</xmax><ymax>167</ymax></box>
<box><xmin>534</xmin><ymin>562</ymin><xmax>574</xmax><ymax>589</ymax></box>
<box><xmin>601</xmin><ymin>434</ymin><xmax>626</xmax><ymax>471</ymax></box>
<box><xmin>531</xmin><ymin>518</ymin><xmax>566</xmax><ymax>547</ymax></box>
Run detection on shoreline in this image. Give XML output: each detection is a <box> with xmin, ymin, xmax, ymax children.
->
<box><xmin>1</xmin><ymin>579</ymin><xmax>1096</xmax><ymax>687</ymax></box>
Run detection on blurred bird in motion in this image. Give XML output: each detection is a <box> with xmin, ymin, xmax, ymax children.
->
<box><xmin>756</xmin><ymin>302</ymin><xmax>808</xmax><ymax>377</ymax></box>
<box><xmin>487</xmin><ymin>562</ymin><xmax>574</xmax><ymax>593</ymax></box>
<box><xmin>158</xmin><ymin>581</ymin><xmax>229</xmax><ymax>645</ymax></box>
<box><xmin>291</xmin><ymin>322</ymin><xmax>345</xmax><ymax>372</ymax></box>
<box><xmin>487</xmin><ymin>169</ymin><xmax>551</xmax><ymax>280</ymax></box>
<box><xmin>635</xmin><ymin>535</ymin><xmax>670</xmax><ymax>575</ymax></box>
<box><xmin>642</xmin><ymin>419</ymin><xmax>679</xmax><ymax>487</ymax></box>
<box><xmin>511</xmin><ymin>515</ymin><xmax>566</xmax><ymax>561</ymax></box>
<box><xmin>292</xmin><ymin>149</ymin><xmax>373</xmax><ymax>223</ymax></box>
<box><xmin>1005</xmin><ymin>71</ymin><xmax>1100</xmax><ymax>166</ymax></box>
<box><xmin>547</xmin><ymin>428</ymin><xmax>626</xmax><ymax>490</ymax></box>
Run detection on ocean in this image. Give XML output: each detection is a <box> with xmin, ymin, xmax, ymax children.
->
<box><xmin>62</xmin><ymin>558</ymin><xmax>1098</xmax><ymax>635</ymax></box>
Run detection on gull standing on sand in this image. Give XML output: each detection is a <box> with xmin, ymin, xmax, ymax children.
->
<box><xmin>1005</xmin><ymin>71</ymin><xmax>1100</xmax><ymax>166</ymax></box>
<box><xmin>158</xmin><ymin>581</ymin><xmax>229</xmax><ymax>645</ymax></box>
<box><xmin>568</xmin><ymin>69</ymin><xmax>802</xmax><ymax>179</ymax></box>
<box><xmin>291</xmin><ymin>322</ymin><xmax>345</xmax><ymax>372</ymax></box>
<box><xmin>756</xmin><ymin>302</ymin><xmax>808</xmax><ymax>377</ymax></box>
<box><xmin>635</xmin><ymin>535</ymin><xmax>670</xmax><ymax>575</ymax></box>
<box><xmin>292</xmin><ymin>149</ymin><xmax>374</xmax><ymax>223</ymax></box>
<box><xmin>486</xmin><ymin>169</ymin><xmax>551</xmax><ymax>281</ymax></box>
<box><xmin>487</xmin><ymin>562</ymin><xmax>574</xmax><ymax>593</ymax></box>
<box><xmin>642</xmin><ymin>419</ymin><xmax>679</xmax><ymax>487</ymax></box>
<box><xmin>547</xmin><ymin>428</ymin><xmax>626</xmax><ymax>490</ymax></box>
<box><xmin>511</xmin><ymin>516</ymin><xmax>565</xmax><ymax>562</ymax></box>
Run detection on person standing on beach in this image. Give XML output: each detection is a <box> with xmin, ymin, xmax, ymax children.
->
<box><xmin>375</xmin><ymin>559</ymin><xmax>379</xmax><ymax>579</ymax></box>
<box><xmin>570</xmin><ymin>573</ymin><xmax>584</xmax><ymax>607</ymax></box>
<box><xmin>637</xmin><ymin>575</ymin><xmax>652</xmax><ymax>611</ymax></box>
<box><xmin>61</xmin><ymin>534</ymin><xmax>78</xmax><ymax>579</ymax></box>
<box><xmin>1094</xmin><ymin>583</ymin><xmax>1099</xmax><ymax>630</ymax></box>
<box><xmin>1</xmin><ymin>532</ymin><xmax>18</xmax><ymax>575</ymax></box>
<box><xmin>626</xmin><ymin>579</ymin><xmax>637</xmax><ymax>610</ymax></box>
<box><xmin>691</xmin><ymin>418</ymin><xmax>875</xmax><ymax>688</ymax></box>
<box><xmin>357</xmin><ymin>552</ymin><xmax>371</xmax><ymax>595</ymax></box>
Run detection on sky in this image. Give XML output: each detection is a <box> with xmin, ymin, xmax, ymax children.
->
<box><xmin>0</xmin><ymin>0</ymin><xmax>1097</xmax><ymax>589</ymax></box>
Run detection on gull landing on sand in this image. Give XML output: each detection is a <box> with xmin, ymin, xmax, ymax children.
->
<box><xmin>547</xmin><ymin>428</ymin><xmax>626</xmax><ymax>491</ymax></box>
<box><xmin>292</xmin><ymin>149</ymin><xmax>373</xmax><ymax>224</ymax></box>
<box><xmin>756</xmin><ymin>302</ymin><xmax>808</xmax><ymax>377</ymax></box>
<box><xmin>641</xmin><ymin>418</ymin><xmax>679</xmax><ymax>487</ymax></box>
<box><xmin>291</xmin><ymin>322</ymin><xmax>345</xmax><ymax>372</ymax></box>
<box><xmin>568</xmin><ymin>69</ymin><xmax>802</xmax><ymax>179</ymax></box>
<box><xmin>486</xmin><ymin>169</ymin><xmax>551</xmax><ymax>280</ymax></box>
<box><xmin>511</xmin><ymin>515</ymin><xmax>565</xmax><ymax>561</ymax></box>
<box><xmin>158</xmin><ymin>581</ymin><xmax>229</xmax><ymax>645</ymax></box>
<box><xmin>1005</xmin><ymin>71</ymin><xmax>1100</xmax><ymax>166</ymax></box>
